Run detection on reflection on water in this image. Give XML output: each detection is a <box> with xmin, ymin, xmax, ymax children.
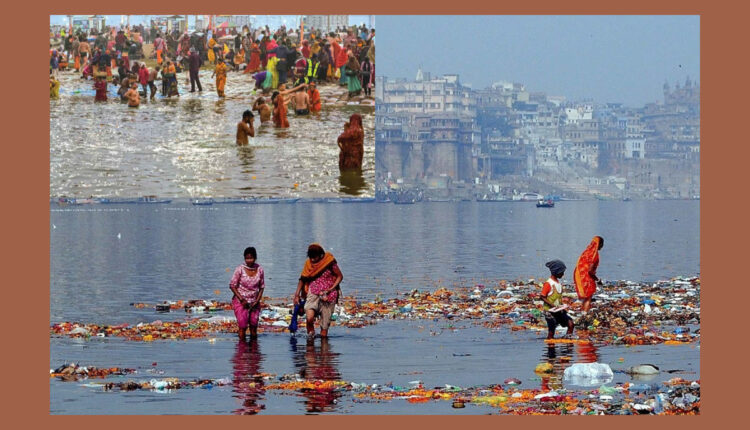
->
<box><xmin>290</xmin><ymin>337</ymin><xmax>342</xmax><ymax>414</ymax></box>
<box><xmin>539</xmin><ymin>342</ymin><xmax>600</xmax><ymax>391</ymax></box>
<box><xmin>231</xmin><ymin>339</ymin><xmax>266</xmax><ymax>415</ymax></box>
<box><xmin>50</xmin><ymin>71</ymin><xmax>374</xmax><ymax>198</ymax></box>
<box><xmin>339</xmin><ymin>170</ymin><xmax>367</xmax><ymax>195</ymax></box>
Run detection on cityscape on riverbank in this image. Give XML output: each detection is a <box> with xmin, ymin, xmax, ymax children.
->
<box><xmin>375</xmin><ymin>70</ymin><xmax>699</xmax><ymax>201</ymax></box>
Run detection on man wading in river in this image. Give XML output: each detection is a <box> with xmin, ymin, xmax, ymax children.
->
<box><xmin>236</xmin><ymin>110</ymin><xmax>255</xmax><ymax>145</ymax></box>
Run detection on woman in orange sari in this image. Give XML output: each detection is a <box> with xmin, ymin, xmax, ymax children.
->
<box><xmin>308</xmin><ymin>81</ymin><xmax>322</xmax><ymax>113</ymax></box>
<box><xmin>573</xmin><ymin>236</ymin><xmax>604</xmax><ymax>313</ymax></box>
<box><xmin>271</xmin><ymin>90</ymin><xmax>289</xmax><ymax>128</ymax></box>
<box><xmin>337</xmin><ymin>114</ymin><xmax>364</xmax><ymax>170</ymax></box>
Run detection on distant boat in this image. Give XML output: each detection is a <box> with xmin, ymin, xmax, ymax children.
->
<box><xmin>216</xmin><ymin>197</ymin><xmax>256</xmax><ymax>204</ymax></box>
<box><xmin>140</xmin><ymin>196</ymin><xmax>172</xmax><ymax>204</ymax></box>
<box><xmin>536</xmin><ymin>199</ymin><xmax>555</xmax><ymax>208</ymax></box>
<box><xmin>192</xmin><ymin>198</ymin><xmax>215</xmax><ymax>206</ymax></box>
<box><xmin>341</xmin><ymin>197</ymin><xmax>376</xmax><ymax>203</ymax></box>
<box><xmin>254</xmin><ymin>198</ymin><xmax>280</xmax><ymax>204</ymax></box>
<box><xmin>622</xmin><ymin>197</ymin><xmax>632</xmax><ymax>202</ymax></box>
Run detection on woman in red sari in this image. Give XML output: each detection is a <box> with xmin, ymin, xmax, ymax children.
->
<box><xmin>337</xmin><ymin>114</ymin><xmax>364</xmax><ymax>170</ymax></box>
<box><xmin>573</xmin><ymin>236</ymin><xmax>604</xmax><ymax>313</ymax></box>
<box><xmin>244</xmin><ymin>41</ymin><xmax>261</xmax><ymax>74</ymax></box>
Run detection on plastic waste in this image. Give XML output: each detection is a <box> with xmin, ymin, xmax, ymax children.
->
<box><xmin>563</xmin><ymin>363</ymin><xmax>614</xmax><ymax>387</ymax></box>
<box><xmin>627</xmin><ymin>364</ymin><xmax>659</xmax><ymax>375</ymax></box>
<box><xmin>535</xmin><ymin>363</ymin><xmax>554</xmax><ymax>374</ymax></box>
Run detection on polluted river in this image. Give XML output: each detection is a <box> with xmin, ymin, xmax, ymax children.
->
<box><xmin>50</xmin><ymin>200</ymin><xmax>700</xmax><ymax>414</ymax></box>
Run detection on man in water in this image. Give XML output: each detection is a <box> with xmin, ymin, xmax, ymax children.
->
<box><xmin>252</xmin><ymin>97</ymin><xmax>272</xmax><ymax>123</ymax></box>
<box><xmin>188</xmin><ymin>47</ymin><xmax>203</xmax><ymax>92</ymax></box>
<box><xmin>291</xmin><ymin>85</ymin><xmax>310</xmax><ymax>115</ymax></box>
<box><xmin>236</xmin><ymin>110</ymin><xmax>255</xmax><ymax>145</ymax></box>
<box><xmin>124</xmin><ymin>82</ymin><xmax>140</xmax><ymax>107</ymax></box>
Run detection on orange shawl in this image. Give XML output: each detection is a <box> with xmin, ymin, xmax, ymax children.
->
<box><xmin>574</xmin><ymin>236</ymin><xmax>601</xmax><ymax>299</ymax></box>
<box><xmin>299</xmin><ymin>252</ymin><xmax>336</xmax><ymax>283</ymax></box>
<box><xmin>308</xmin><ymin>88</ymin><xmax>321</xmax><ymax>112</ymax></box>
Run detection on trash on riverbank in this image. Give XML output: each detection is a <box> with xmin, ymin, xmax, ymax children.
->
<box><xmin>53</xmin><ymin>276</ymin><xmax>700</xmax><ymax>347</ymax></box>
<box><xmin>51</xmin><ymin>362</ymin><xmax>700</xmax><ymax>414</ymax></box>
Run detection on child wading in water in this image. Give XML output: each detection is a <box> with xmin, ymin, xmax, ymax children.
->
<box><xmin>229</xmin><ymin>247</ymin><xmax>265</xmax><ymax>340</ymax></box>
<box><xmin>539</xmin><ymin>259</ymin><xmax>574</xmax><ymax>339</ymax></box>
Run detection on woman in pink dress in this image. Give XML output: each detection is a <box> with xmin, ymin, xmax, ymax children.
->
<box><xmin>229</xmin><ymin>247</ymin><xmax>265</xmax><ymax>340</ymax></box>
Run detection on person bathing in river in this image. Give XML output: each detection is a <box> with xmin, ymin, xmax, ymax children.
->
<box><xmin>293</xmin><ymin>244</ymin><xmax>343</xmax><ymax>339</ymax></box>
<box><xmin>291</xmin><ymin>85</ymin><xmax>310</xmax><ymax>115</ymax></box>
<box><xmin>539</xmin><ymin>259</ymin><xmax>574</xmax><ymax>340</ymax></box>
<box><xmin>337</xmin><ymin>113</ymin><xmax>365</xmax><ymax>171</ymax></box>
<box><xmin>124</xmin><ymin>82</ymin><xmax>140</xmax><ymax>107</ymax></box>
<box><xmin>236</xmin><ymin>109</ymin><xmax>255</xmax><ymax>145</ymax></box>
<box><xmin>252</xmin><ymin>97</ymin><xmax>272</xmax><ymax>123</ymax></box>
<box><xmin>307</xmin><ymin>81</ymin><xmax>322</xmax><ymax>113</ymax></box>
<box><xmin>271</xmin><ymin>83</ymin><xmax>307</xmax><ymax>127</ymax></box>
<box><xmin>574</xmin><ymin>236</ymin><xmax>604</xmax><ymax>314</ymax></box>
<box><xmin>229</xmin><ymin>247</ymin><xmax>265</xmax><ymax>341</ymax></box>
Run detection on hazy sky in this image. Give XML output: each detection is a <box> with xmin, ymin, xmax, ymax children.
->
<box><xmin>378</xmin><ymin>15</ymin><xmax>699</xmax><ymax>107</ymax></box>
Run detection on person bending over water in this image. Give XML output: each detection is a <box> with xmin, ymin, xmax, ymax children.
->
<box><xmin>293</xmin><ymin>244</ymin><xmax>343</xmax><ymax>338</ymax></box>
<box><xmin>574</xmin><ymin>236</ymin><xmax>604</xmax><ymax>314</ymax></box>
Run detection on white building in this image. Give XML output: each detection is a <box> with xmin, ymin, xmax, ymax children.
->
<box><xmin>378</xmin><ymin>72</ymin><xmax>476</xmax><ymax>117</ymax></box>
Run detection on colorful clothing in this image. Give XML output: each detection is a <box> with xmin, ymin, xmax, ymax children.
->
<box><xmin>574</xmin><ymin>236</ymin><xmax>601</xmax><ymax>299</ymax></box>
<box><xmin>338</xmin><ymin>114</ymin><xmax>365</xmax><ymax>170</ymax></box>
<box><xmin>540</xmin><ymin>277</ymin><xmax>563</xmax><ymax>311</ymax></box>
<box><xmin>308</xmin><ymin>88</ymin><xmax>321</xmax><ymax>112</ymax></box>
<box><xmin>244</xmin><ymin>43</ymin><xmax>261</xmax><ymax>74</ymax></box>
<box><xmin>229</xmin><ymin>264</ymin><xmax>265</xmax><ymax>329</ymax></box>
<box><xmin>50</xmin><ymin>79</ymin><xmax>60</xmax><ymax>99</ymax></box>
<box><xmin>94</xmin><ymin>80</ymin><xmax>107</xmax><ymax>101</ymax></box>
<box><xmin>273</xmin><ymin>95</ymin><xmax>289</xmax><ymax>128</ymax></box>
<box><xmin>299</xmin><ymin>252</ymin><xmax>339</xmax><ymax>303</ymax></box>
<box><xmin>215</xmin><ymin>62</ymin><xmax>228</xmax><ymax>97</ymax></box>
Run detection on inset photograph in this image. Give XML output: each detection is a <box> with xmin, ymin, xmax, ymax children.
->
<box><xmin>50</xmin><ymin>15</ymin><xmax>375</xmax><ymax>199</ymax></box>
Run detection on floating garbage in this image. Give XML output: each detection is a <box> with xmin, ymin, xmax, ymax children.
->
<box><xmin>563</xmin><ymin>363</ymin><xmax>614</xmax><ymax>386</ymax></box>
<box><xmin>53</xmin><ymin>276</ymin><xmax>700</xmax><ymax>347</ymax></box>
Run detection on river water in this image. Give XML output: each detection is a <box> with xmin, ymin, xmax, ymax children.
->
<box><xmin>50</xmin><ymin>199</ymin><xmax>699</xmax><ymax>414</ymax></box>
<box><xmin>50</xmin><ymin>70</ymin><xmax>375</xmax><ymax>198</ymax></box>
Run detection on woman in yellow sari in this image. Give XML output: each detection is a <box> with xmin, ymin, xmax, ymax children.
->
<box><xmin>212</xmin><ymin>59</ymin><xmax>228</xmax><ymax>97</ymax></box>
